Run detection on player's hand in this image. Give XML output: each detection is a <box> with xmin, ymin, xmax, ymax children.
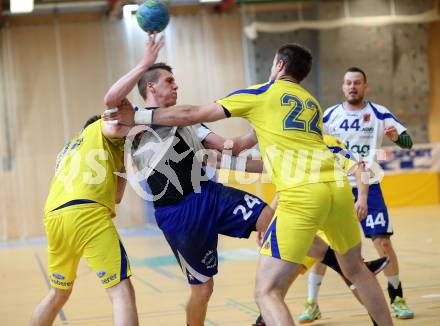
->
<box><xmin>355</xmin><ymin>197</ymin><xmax>368</xmax><ymax>221</ymax></box>
<box><xmin>102</xmin><ymin>98</ymin><xmax>134</xmax><ymax>126</ymax></box>
<box><xmin>141</xmin><ymin>32</ymin><xmax>165</xmax><ymax>68</ymax></box>
<box><xmin>256</xmin><ymin>231</ymin><xmax>265</xmax><ymax>247</ymax></box>
<box><xmin>384</xmin><ymin>126</ymin><xmax>399</xmax><ymax>142</ymax></box>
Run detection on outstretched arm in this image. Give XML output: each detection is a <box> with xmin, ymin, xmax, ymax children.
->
<box><xmin>104</xmin><ymin>81</ymin><xmax>260</xmax><ymax>127</ymax></box>
<box><xmin>230</xmin><ymin>131</ymin><xmax>258</xmax><ymax>155</ymax></box>
<box><xmin>152</xmin><ymin>103</ymin><xmax>228</xmax><ymax>126</ymax></box>
<box><xmin>203</xmin><ymin>130</ymin><xmax>258</xmax><ymax>155</ymax></box>
<box><xmin>204</xmin><ymin>130</ymin><xmax>262</xmax><ymax>173</ymax></box>
<box><xmin>103</xmin><ymin>34</ymin><xmax>164</xmax><ymax>108</ymax></box>
<box><xmin>102</xmin><ymin>102</ymin><xmax>227</xmax><ymax>128</ymax></box>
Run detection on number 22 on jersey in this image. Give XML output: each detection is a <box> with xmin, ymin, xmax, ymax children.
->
<box><xmin>281</xmin><ymin>94</ymin><xmax>322</xmax><ymax>136</ymax></box>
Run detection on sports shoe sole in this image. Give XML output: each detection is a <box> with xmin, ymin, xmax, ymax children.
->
<box><xmin>392</xmin><ymin>312</ymin><xmax>415</xmax><ymax>320</ymax></box>
<box><xmin>298</xmin><ymin>311</ymin><xmax>321</xmax><ymax>324</ymax></box>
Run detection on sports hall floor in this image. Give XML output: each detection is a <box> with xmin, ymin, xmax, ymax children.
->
<box><xmin>1</xmin><ymin>205</ymin><xmax>439</xmax><ymax>325</ymax></box>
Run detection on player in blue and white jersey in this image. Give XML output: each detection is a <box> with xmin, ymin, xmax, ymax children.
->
<box><xmin>298</xmin><ymin>67</ymin><xmax>414</xmax><ymax>323</ymax></box>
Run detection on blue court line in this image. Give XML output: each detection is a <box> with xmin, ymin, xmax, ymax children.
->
<box><xmin>0</xmin><ymin>227</ymin><xmax>163</xmax><ymax>250</ymax></box>
<box><xmin>147</xmin><ymin>266</ymin><xmax>187</xmax><ymax>282</ymax></box>
<box><xmin>131</xmin><ymin>255</ymin><xmax>179</xmax><ymax>267</ymax></box>
<box><xmin>226</xmin><ymin>298</ymin><xmax>259</xmax><ymax>316</ymax></box>
<box><xmin>131</xmin><ymin>275</ymin><xmax>162</xmax><ymax>293</ymax></box>
<box><xmin>0</xmin><ymin>237</ymin><xmax>47</xmax><ymax>249</ymax></box>
<box><xmin>205</xmin><ymin>318</ymin><xmax>220</xmax><ymax>326</ymax></box>
<box><xmin>178</xmin><ymin>304</ymin><xmax>219</xmax><ymax>326</ymax></box>
<box><xmin>34</xmin><ymin>253</ymin><xmax>67</xmax><ymax>323</ymax></box>
<box><xmin>130</xmin><ymin>249</ymin><xmax>255</xmax><ymax>269</ymax></box>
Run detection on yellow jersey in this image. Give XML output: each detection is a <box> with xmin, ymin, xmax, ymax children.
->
<box><xmin>218</xmin><ymin>80</ymin><xmax>344</xmax><ymax>191</ymax></box>
<box><xmin>44</xmin><ymin>119</ymin><xmax>124</xmax><ymax>214</ymax></box>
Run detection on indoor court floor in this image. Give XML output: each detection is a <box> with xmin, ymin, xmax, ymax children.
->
<box><xmin>1</xmin><ymin>204</ymin><xmax>439</xmax><ymax>325</ymax></box>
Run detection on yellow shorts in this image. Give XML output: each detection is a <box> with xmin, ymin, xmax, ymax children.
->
<box><xmin>44</xmin><ymin>203</ymin><xmax>131</xmax><ymax>290</ymax></box>
<box><xmin>316</xmin><ymin>229</ymin><xmax>329</xmax><ymax>244</ymax></box>
<box><xmin>261</xmin><ymin>181</ymin><xmax>361</xmax><ymax>264</ymax></box>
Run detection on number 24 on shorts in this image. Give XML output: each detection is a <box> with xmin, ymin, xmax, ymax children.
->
<box><xmin>233</xmin><ymin>195</ymin><xmax>261</xmax><ymax>220</ymax></box>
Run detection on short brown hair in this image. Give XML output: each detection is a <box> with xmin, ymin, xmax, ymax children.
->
<box><xmin>137</xmin><ymin>63</ymin><xmax>173</xmax><ymax>100</ymax></box>
<box><xmin>345</xmin><ymin>66</ymin><xmax>367</xmax><ymax>82</ymax></box>
<box><xmin>276</xmin><ymin>43</ymin><xmax>312</xmax><ymax>82</ymax></box>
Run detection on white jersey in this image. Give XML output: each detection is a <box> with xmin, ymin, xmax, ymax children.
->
<box><xmin>323</xmin><ymin>101</ymin><xmax>406</xmax><ymax>185</ymax></box>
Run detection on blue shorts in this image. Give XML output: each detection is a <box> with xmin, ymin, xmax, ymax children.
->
<box><xmin>154</xmin><ymin>181</ymin><xmax>267</xmax><ymax>284</ymax></box>
<box><xmin>352</xmin><ymin>183</ymin><xmax>393</xmax><ymax>238</ymax></box>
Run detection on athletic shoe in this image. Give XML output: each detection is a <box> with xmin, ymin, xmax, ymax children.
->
<box><xmin>252</xmin><ymin>314</ymin><xmax>266</xmax><ymax>326</ymax></box>
<box><xmin>298</xmin><ymin>298</ymin><xmax>321</xmax><ymax>324</ymax></box>
<box><xmin>391</xmin><ymin>296</ymin><xmax>415</xmax><ymax>319</ymax></box>
<box><xmin>366</xmin><ymin>256</ymin><xmax>390</xmax><ymax>275</ymax></box>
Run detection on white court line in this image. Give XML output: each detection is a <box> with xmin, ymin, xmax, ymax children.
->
<box><xmin>421</xmin><ymin>294</ymin><xmax>440</xmax><ymax>298</ymax></box>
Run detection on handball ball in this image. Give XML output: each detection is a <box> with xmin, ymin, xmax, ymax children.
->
<box><xmin>136</xmin><ymin>0</ymin><xmax>170</xmax><ymax>33</ymax></box>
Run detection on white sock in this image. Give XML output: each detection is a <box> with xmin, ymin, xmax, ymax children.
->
<box><xmin>308</xmin><ymin>273</ymin><xmax>323</xmax><ymax>302</ymax></box>
<box><xmin>387</xmin><ymin>275</ymin><xmax>400</xmax><ymax>289</ymax></box>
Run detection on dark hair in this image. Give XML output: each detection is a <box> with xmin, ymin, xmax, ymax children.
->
<box><xmin>345</xmin><ymin>67</ymin><xmax>367</xmax><ymax>83</ymax></box>
<box><xmin>83</xmin><ymin>115</ymin><xmax>101</xmax><ymax>129</ymax></box>
<box><xmin>137</xmin><ymin>62</ymin><xmax>173</xmax><ymax>100</ymax></box>
<box><xmin>276</xmin><ymin>43</ymin><xmax>312</xmax><ymax>82</ymax></box>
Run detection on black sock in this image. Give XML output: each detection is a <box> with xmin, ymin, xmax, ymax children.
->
<box><xmin>387</xmin><ymin>282</ymin><xmax>403</xmax><ymax>303</ymax></box>
<box><xmin>321</xmin><ymin>247</ymin><xmax>342</xmax><ymax>275</ymax></box>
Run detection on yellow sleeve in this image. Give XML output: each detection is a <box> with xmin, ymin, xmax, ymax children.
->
<box><xmin>341</xmin><ymin>155</ymin><xmax>358</xmax><ymax>175</ymax></box>
<box><xmin>216</xmin><ymin>81</ymin><xmax>274</xmax><ymax>119</ymax></box>
<box><xmin>323</xmin><ymin>135</ymin><xmax>358</xmax><ymax>175</ymax></box>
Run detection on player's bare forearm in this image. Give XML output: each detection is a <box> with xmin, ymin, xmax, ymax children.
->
<box><xmin>104</xmin><ymin>64</ymin><xmax>149</xmax><ymax>108</ymax></box>
<box><xmin>354</xmin><ymin>163</ymin><xmax>369</xmax><ymax>198</ymax></box>
<box><xmin>153</xmin><ymin>103</ymin><xmax>226</xmax><ymax>126</ymax></box>
<box><xmin>205</xmin><ymin>131</ymin><xmax>258</xmax><ymax>155</ymax></box>
<box><xmin>356</xmin><ymin>176</ymin><xmax>369</xmax><ymax>201</ymax></box>
<box><xmin>354</xmin><ymin>163</ymin><xmax>369</xmax><ymax>220</ymax></box>
<box><xmin>231</xmin><ymin>131</ymin><xmax>258</xmax><ymax>156</ymax></box>
<box><xmin>245</xmin><ymin>158</ymin><xmax>265</xmax><ymax>173</ymax></box>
